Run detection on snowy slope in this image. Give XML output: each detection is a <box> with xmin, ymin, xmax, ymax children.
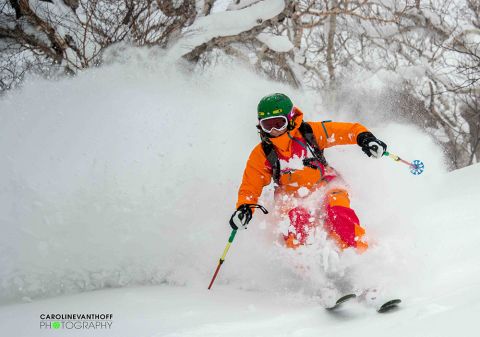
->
<box><xmin>1</xmin><ymin>48</ymin><xmax>478</xmax><ymax>336</ymax></box>
<box><xmin>1</xmin><ymin>163</ymin><xmax>479</xmax><ymax>337</ymax></box>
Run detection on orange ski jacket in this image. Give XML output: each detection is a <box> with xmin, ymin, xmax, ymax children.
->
<box><xmin>235</xmin><ymin>108</ymin><xmax>369</xmax><ymax>209</ymax></box>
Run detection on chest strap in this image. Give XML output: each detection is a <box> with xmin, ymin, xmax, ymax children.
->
<box><xmin>261</xmin><ymin>121</ymin><xmax>328</xmax><ymax>185</ymax></box>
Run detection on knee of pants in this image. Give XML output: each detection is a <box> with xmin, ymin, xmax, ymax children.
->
<box><xmin>326</xmin><ymin>188</ymin><xmax>351</xmax><ymax>208</ymax></box>
<box><xmin>324</xmin><ymin>190</ymin><xmax>368</xmax><ymax>252</ymax></box>
<box><xmin>283</xmin><ymin>206</ymin><xmax>314</xmax><ymax>248</ymax></box>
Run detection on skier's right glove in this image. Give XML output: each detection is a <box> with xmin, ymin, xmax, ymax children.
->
<box><xmin>229</xmin><ymin>204</ymin><xmax>268</xmax><ymax>230</ymax></box>
<box><xmin>357</xmin><ymin>132</ymin><xmax>387</xmax><ymax>159</ymax></box>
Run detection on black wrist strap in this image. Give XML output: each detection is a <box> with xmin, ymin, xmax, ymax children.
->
<box><xmin>238</xmin><ymin>204</ymin><xmax>269</xmax><ymax>214</ymax></box>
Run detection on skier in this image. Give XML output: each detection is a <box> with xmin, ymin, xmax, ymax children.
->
<box><xmin>229</xmin><ymin>93</ymin><xmax>387</xmax><ymax>252</ymax></box>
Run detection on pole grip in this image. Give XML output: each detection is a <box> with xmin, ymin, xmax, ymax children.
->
<box><xmin>228</xmin><ymin>229</ymin><xmax>237</xmax><ymax>243</ymax></box>
<box><xmin>220</xmin><ymin>230</ymin><xmax>237</xmax><ymax>261</ymax></box>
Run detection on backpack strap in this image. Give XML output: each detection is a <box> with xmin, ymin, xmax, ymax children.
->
<box><xmin>298</xmin><ymin>122</ymin><xmax>328</xmax><ymax>167</ymax></box>
<box><xmin>260</xmin><ymin>139</ymin><xmax>281</xmax><ymax>185</ymax></box>
<box><xmin>259</xmin><ymin>121</ymin><xmax>328</xmax><ymax>185</ymax></box>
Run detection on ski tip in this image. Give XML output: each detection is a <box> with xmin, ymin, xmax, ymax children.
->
<box><xmin>325</xmin><ymin>294</ymin><xmax>357</xmax><ymax>311</ymax></box>
<box><xmin>377</xmin><ymin>299</ymin><xmax>402</xmax><ymax>313</ymax></box>
<box><xmin>337</xmin><ymin>294</ymin><xmax>357</xmax><ymax>303</ymax></box>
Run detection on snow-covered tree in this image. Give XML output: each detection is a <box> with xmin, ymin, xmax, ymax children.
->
<box><xmin>1</xmin><ymin>0</ymin><xmax>479</xmax><ymax>167</ymax></box>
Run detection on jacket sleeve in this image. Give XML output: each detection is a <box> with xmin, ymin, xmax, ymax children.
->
<box><xmin>235</xmin><ymin>143</ymin><xmax>272</xmax><ymax>209</ymax></box>
<box><xmin>309</xmin><ymin>121</ymin><xmax>369</xmax><ymax>149</ymax></box>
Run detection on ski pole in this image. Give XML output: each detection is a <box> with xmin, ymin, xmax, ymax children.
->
<box><xmin>207</xmin><ymin>204</ymin><xmax>268</xmax><ymax>290</ymax></box>
<box><xmin>383</xmin><ymin>151</ymin><xmax>425</xmax><ymax>175</ymax></box>
<box><xmin>208</xmin><ymin>229</ymin><xmax>237</xmax><ymax>290</ymax></box>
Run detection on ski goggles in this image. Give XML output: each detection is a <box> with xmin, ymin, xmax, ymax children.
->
<box><xmin>259</xmin><ymin>116</ymin><xmax>288</xmax><ymax>133</ymax></box>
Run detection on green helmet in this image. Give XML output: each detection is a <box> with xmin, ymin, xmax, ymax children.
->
<box><xmin>257</xmin><ymin>93</ymin><xmax>293</xmax><ymax>120</ymax></box>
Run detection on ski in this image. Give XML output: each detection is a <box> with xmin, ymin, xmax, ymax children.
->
<box><xmin>377</xmin><ymin>299</ymin><xmax>402</xmax><ymax>313</ymax></box>
<box><xmin>325</xmin><ymin>294</ymin><xmax>357</xmax><ymax>311</ymax></box>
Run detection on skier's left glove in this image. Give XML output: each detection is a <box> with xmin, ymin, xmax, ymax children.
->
<box><xmin>357</xmin><ymin>132</ymin><xmax>387</xmax><ymax>159</ymax></box>
<box><xmin>229</xmin><ymin>204</ymin><xmax>268</xmax><ymax>230</ymax></box>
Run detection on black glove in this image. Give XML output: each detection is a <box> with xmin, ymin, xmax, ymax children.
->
<box><xmin>357</xmin><ymin>132</ymin><xmax>387</xmax><ymax>158</ymax></box>
<box><xmin>229</xmin><ymin>204</ymin><xmax>268</xmax><ymax>230</ymax></box>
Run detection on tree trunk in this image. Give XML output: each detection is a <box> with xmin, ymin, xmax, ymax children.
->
<box><xmin>326</xmin><ymin>0</ymin><xmax>337</xmax><ymax>84</ymax></box>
